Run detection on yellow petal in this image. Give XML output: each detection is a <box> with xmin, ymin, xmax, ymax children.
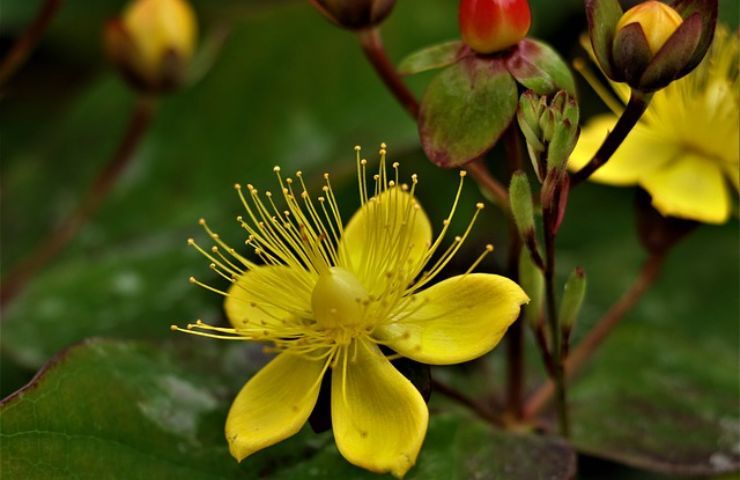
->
<box><xmin>569</xmin><ymin>114</ymin><xmax>679</xmax><ymax>185</ymax></box>
<box><xmin>331</xmin><ymin>341</ymin><xmax>428</xmax><ymax>478</ymax></box>
<box><xmin>375</xmin><ymin>273</ymin><xmax>528</xmax><ymax>365</ymax></box>
<box><xmin>640</xmin><ymin>153</ymin><xmax>731</xmax><ymax>224</ymax></box>
<box><xmin>338</xmin><ymin>188</ymin><xmax>432</xmax><ymax>294</ymax></box>
<box><xmin>226</xmin><ymin>352</ymin><xmax>325</xmax><ymax>461</ymax></box>
<box><xmin>225</xmin><ymin>266</ymin><xmax>313</xmax><ymax>330</ymax></box>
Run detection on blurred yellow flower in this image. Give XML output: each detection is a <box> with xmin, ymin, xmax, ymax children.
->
<box><xmin>174</xmin><ymin>146</ymin><xmax>527</xmax><ymax>477</ymax></box>
<box><xmin>105</xmin><ymin>0</ymin><xmax>197</xmax><ymax>92</ymax></box>
<box><xmin>570</xmin><ymin>27</ymin><xmax>739</xmax><ymax>224</ymax></box>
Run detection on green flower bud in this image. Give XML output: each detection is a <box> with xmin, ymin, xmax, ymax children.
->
<box><xmin>559</xmin><ymin>267</ymin><xmax>587</xmax><ymax>331</ymax></box>
<box><xmin>519</xmin><ymin>250</ymin><xmax>544</xmax><ymax>329</ymax></box>
<box><xmin>509</xmin><ymin>171</ymin><xmax>535</xmax><ymax>239</ymax></box>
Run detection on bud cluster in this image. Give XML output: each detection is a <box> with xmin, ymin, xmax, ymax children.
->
<box><xmin>517</xmin><ymin>90</ymin><xmax>579</xmax><ymax>182</ymax></box>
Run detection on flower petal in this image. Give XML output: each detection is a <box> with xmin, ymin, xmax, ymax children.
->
<box><xmin>331</xmin><ymin>341</ymin><xmax>428</xmax><ymax>478</ymax></box>
<box><xmin>225</xmin><ymin>265</ymin><xmax>313</xmax><ymax>330</ymax></box>
<box><xmin>226</xmin><ymin>352</ymin><xmax>325</xmax><ymax>461</ymax></box>
<box><xmin>375</xmin><ymin>273</ymin><xmax>528</xmax><ymax>365</ymax></box>
<box><xmin>640</xmin><ymin>153</ymin><xmax>731</xmax><ymax>224</ymax></box>
<box><xmin>569</xmin><ymin>114</ymin><xmax>679</xmax><ymax>185</ymax></box>
<box><xmin>338</xmin><ymin>188</ymin><xmax>432</xmax><ymax>294</ymax></box>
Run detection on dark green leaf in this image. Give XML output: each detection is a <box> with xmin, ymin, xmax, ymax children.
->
<box><xmin>276</xmin><ymin>414</ymin><xmax>577</xmax><ymax>479</ymax></box>
<box><xmin>0</xmin><ymin>339</ymin><xmax>313</xmax><ymax>479</ymax></box>
<box><xmin>419</xmin><ymin>57</ymin><xmax>518</xmax><ymax>168</ymax></box>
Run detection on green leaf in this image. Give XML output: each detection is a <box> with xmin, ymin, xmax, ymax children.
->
<box><xmin>570</xmin><ymin>324</ymin><xmax>740</xmax><ymax>474</ymax></box>
<box><xmin>0</xmin><ymin>339</ymin><xmax>313</xmax><ymax>479</ymax></box>
<box><xmin>419</xmin><ymin>57</ymin><xmax>518</xmax><ymax>168</ymax></box>
<box><xmin>397</xmin><ymin>40</ymin><xmax>467</xmax><ymax>76</ymax></box>
<box><xmin>585</xmin><ymin>0</ymin><xmax>624</xmax><ymax>79</ymax></box>
<box><xmin>275</xmin><ymin>414</ymin><xmax>577</xmax><ymax>479</ymax></box>
<box><xmin>506</xmin><ymin>39</ymin><xmax>576</xmax><ymax>96</ymax></box>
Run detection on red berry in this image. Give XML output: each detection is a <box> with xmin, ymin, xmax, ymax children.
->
<box><xmin>459</xmin><ymin>0</ymin><xmax>532</xmax><ymax>54</ymax></box>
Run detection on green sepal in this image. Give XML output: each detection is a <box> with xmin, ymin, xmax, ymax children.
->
<box><xmin>506</xmin><ymin>39</ymin><xmax>577</xmax><ymax>96</ymax></box>
<box><xmin>559</xmin><ymin>267</ymin><xmax>587</xmax><ymax>330</ymax></box>
<box><xmin>398</xmin><ymin>40</ymin><xmax>468</xmax><ymax>76</ymax></box>
<box><xmin>585</xmin><ymin>0</ymin><xmax>624</xmax><ymax>80</ymax></box>
<box><xmin>419</xmin><ymin>56</ymin><xmax>518</xmax><ymax>168</ymax></box>
<box><xmin>638</xmin><ymin>13</ymin><xmax>703</xmax><ymax>92</ymax></box>
<box><xmin>672</xmin><ymin>0</ymin><xmax>718</xmax><ymax>75</ymax></box>
<box><xmin>518</xmin><ymin>249</ymin><xmax>544</xmax><ymax>329</ymax></box>
<box><xmin>612</xmin><ymin>23</ymin><xmax>653</xmax><ymax>87</ymax></box>
<box><xmin>509</xmin><ymin>171</ymin><xmax>536</xmax><ymax>238</ymax></box>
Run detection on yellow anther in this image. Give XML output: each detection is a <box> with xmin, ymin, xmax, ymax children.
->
<box><xmin>476</xmin><ymin>202</ymin><xmax>485</xmax><ymax>209</ymax></box>
<box><xmin>273</xmin><ymin>166</ymin><xmax>281</xmax><ymax>172</ymax></box>
<box><xmin>459</xmin><ymin>171</ymin><xmax>467</xmax><ymax>177</ymax></box>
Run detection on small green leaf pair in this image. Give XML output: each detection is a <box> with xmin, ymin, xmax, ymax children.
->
<box><xmin>400</xmin><ymin>38</ymin><xmax>575</xmax><ymax>168</ymax></box>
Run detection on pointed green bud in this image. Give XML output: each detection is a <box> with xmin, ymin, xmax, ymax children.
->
<box><xmin>519</xmin><ymin>250</ymin><xmax>544</xmax><ymax>329</ymax></box>
<box><xmin>509</xmin><ymin>171</ymin><xmax>535</xmax><ymax>239</ymax></box>
<box><xmin>517</xmin><ymin>91</ymin><xmax>545</xmax><ymax>152</ymax></box>
<box><xmin>560</xmin><ymin>267</ymin><xmax>587</xmax><ymax>331</ymax></box>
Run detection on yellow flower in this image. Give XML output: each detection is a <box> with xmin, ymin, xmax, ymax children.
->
<box><xmin>570</xmin><ymin>27</ymin><xmax>739</xmax><ymax>224</ymax></box>
<box><xmin>104</xmin><ymin>0</ymin><xmax>197</xmax><ymax>92</ymax></box>
<box><xmin>173</xmin><ymin>146</ymin><xmax>527</xmax><ymax>477</ymax></box>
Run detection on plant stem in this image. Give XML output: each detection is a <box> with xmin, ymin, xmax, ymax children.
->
<box><xmin>431</xmin><ymin>378</ymin><xmax>504</xmax><ymax>427</ymax></box>
<box><xmin>571</xmin><ymin>91</ymin><xmax>651</xmax><ymax>186</ymax></box>
<box><xmin>0</xmin><ymin>0</ymin><xmax>64</xmax><ymax>86</ymax></box>
<box><xmin>503</xmin><ymin>124</ymin><xmax>525</xmax><ymax>420</ymax></box>
<box><xmin>542</xmin><ymin>211</ymin><xmax>569</xmax><ymax>436</ymax></box>
<box><xmin>357</xmin><ymin>28</ymin><xmax>420</xmax><ymax>118</ymax></box>
<box><xmin>0</xmin><ymin>96</ymin><xmax>157</xmax><ymax>308</ymax></box>
<box><xmin>523</xmin><ymin>253</ymin><xmax>666</xmax><ymax>420</ymax></box>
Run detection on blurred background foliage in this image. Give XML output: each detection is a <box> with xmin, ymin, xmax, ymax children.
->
<box><xmin>1</xmin><ymin>0</ymin><xmax>738</xmax><ymax>478</ymax></box>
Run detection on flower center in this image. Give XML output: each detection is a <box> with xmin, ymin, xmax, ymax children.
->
<box><xmin>311</xmin><ymin>267</ymin><xmax>368</xmax><ymax>330</ymax></box>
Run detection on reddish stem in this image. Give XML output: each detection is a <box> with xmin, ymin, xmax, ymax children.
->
<box><xmin>523</xmin><ymin>253</ymin><xmax>665</xmax><ymax>419</ymax></box>
<box><xmin>1</xmin><ymin>97</ymin><xmax>157</xmax><ymax>308</ymax></box>
<box><xmin>0</xmin><ymin>0</ymin><xmax>64</xmax><ymax>86</ymax></box>
<box><xmin>357</xmin><ymin>28</ymin><xmax>420</xmax><ymax>119</ymax></box>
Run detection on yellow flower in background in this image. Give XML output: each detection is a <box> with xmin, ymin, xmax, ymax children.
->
<box><xmin>173</xmin><ymin>146</ymin><xmax>527</xmax><ymax>477</ymax></box>
<box><xmin>570</xmin><ymin>27</ymin><xmax>739</xmax><ymax>224</ymax></box>
<box><xmin>105</xmin><ymin>0</ymin><xmax>197</xmax><ymax>92</ymax></box>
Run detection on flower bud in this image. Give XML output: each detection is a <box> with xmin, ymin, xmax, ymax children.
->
<box><xmin>459</xmin><ymin>0</ymin><xmax>532</xmax><ymax>54</ymax></box>
<box><xmin>509</xmin><ymin>171</ymin><xmax>535</xmax><ymax>239</ymax></box>
<box><xmin>559</xmin><ymin>267</ymin><xmax>586</xmax><ymax>331</ymax></box>
<box><xmin>585</xmin><ymin>0</ymin><xmax>717</xmax><ymax>92</ymax></box>
<box><xmin>616</xmin><ymin>1</ymin><xmax>683</xmax><ymax>55</ymax></box>
<box><xmin>104</xmin><ymin>0</ymin><xmax>197</xmax><ymax>94</ymax></box>
<box><xmin>519</xmin><ymin>250</ymin><xmax>544</xmax><ymax>329</ymax></box>
<box><xmin>310</xmin><ymin>0</ymin><xmax>396</xmax><ymax>30</ymax></box>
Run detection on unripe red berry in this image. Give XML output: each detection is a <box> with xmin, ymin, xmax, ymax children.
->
<box><xmin>459</xmin><ymin>0</ymin><xmax>532</xmax><ymax>54</ymax></box>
